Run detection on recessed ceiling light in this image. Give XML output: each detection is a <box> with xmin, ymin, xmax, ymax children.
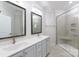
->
<box><xmin>69</xmin><ymin>1</ymin><xmax>72</xmax><ymax>4</ymax></box>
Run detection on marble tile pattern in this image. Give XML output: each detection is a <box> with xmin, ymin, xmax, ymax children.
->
<box><xmin>48</xmin><ymin>45</ymin><xmax>72</xmax><ymax>57</ymax></box>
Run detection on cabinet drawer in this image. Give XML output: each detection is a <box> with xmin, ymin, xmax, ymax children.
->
<box><xmin>42</xmin><ymin>40</ymin><xmax>46</xmax><ymax>44</ymax></box>
<box><xmin>36</xmin><ymin>42</ymin><xmax>41</xmax><ymax>49</ymax></box>
<box><xmin>24</xmin><ymin>46</ymin><xmax>34</xmax><ymax>52</ymax></box>
<box><xmin>24</xmin><ymin>46</ymin><xmax>34</xmax><ymax>57</ymax></box>
<box><xmin>11</xmin><ymin>51</ymin><xmax>24</xmax><ymax>57</ymax></box>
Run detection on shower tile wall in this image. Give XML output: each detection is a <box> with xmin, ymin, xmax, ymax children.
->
<box><xmin>57</xmin><ymin>6</ymin><xmax>79</xmax><ymax>56</ymax></box>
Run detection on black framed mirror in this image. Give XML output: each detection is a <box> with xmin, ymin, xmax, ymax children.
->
<box><xmin>31</xmin><ymin>12</ymin><xmax>42</xmax><ymax>34</ymax></box>
<box><xmin>0</xmin><ymin>1</ymin><xmax>26</xmax><ymax>39</ymax></box>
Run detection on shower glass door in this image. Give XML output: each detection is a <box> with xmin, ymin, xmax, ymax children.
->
<box><xmin>57</xmin><ymin>7</ymin><xmax>79</xmax><ymax>57</ymax></box>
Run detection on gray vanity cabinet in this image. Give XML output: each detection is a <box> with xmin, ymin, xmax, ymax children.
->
<box><xmin>11</xmin><ymin>38</ymin><xmax>48</xmax><ymax>57</ymax></box>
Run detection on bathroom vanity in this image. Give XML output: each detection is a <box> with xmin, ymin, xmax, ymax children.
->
<box><xmin>0</xmin><ymin>36</ymin><xmax>49</xmax><ymax>57</ymax></box>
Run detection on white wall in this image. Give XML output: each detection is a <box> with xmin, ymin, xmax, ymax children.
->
<box><xmin>44</xmin><ymin>9</ymin><xmax>56</xmax><ymax>49</ymax></box>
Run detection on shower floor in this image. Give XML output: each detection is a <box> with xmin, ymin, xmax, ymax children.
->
<box><xmin>59</xmin><ymin>44</ymin><xmax>78</xmax><ymax>57</ymax></box>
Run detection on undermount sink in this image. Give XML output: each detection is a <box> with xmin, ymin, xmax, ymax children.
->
<box><xmin>3</xmin><ymin>42</ymin><xmax>28</xmax><ymax>51</ymax></box>
<box><xmin>36</xmin><ymin>36</ymin><xmax>44</xmax><ymax>39</ymax></box>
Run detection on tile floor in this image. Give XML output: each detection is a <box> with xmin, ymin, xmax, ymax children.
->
<box><xmin>48</xmin><ymin>45</ymin><xmax>72</xmax><ymax>57</ymax></box>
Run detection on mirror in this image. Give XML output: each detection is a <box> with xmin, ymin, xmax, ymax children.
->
<box><xmin>0</xmin><ymin>1</ymin><xmax>26</xmax><ymax>39</ymax></box>
<box><xmin>31</xmin><ymin>12</ymin><xmax>42</xmax><ymax>34</ymax></box>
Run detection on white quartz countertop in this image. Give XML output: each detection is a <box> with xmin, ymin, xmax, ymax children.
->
<box><xmin>0</xmin><ymin>35</ymin><xmax>49</xmax><ymax>57</ymax></box>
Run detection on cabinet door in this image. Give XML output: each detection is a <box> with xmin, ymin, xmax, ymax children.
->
<box><xmin>11</xmin><ymin>51</ymin><xmax>24</xmax><ymax>57</ymax></box>
<box><xmin>36</xmin><ymin>42</ymin><xmax>42</xmax><ymax>57</ymax></box>
<box><xmin>24</xmin><ymin>45</ymin><xmax>34</xmax><ymax>57</ymax></box>
<box><xmin>33</xmin><ymin>44</ymin><xmax>37</xmax><ymax>57</ymax></box>
<box><xmin>46</xmin><ymin>38</ymin><xmax>49</xmax><ymax>56</ymax></box>
<box><xmin>41</xmin><ymin>39</ymin><xmax>47</xmax><ymax>57</ymax></box>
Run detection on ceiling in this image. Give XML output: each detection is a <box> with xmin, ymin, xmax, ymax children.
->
<box><xmin>35</xmin><ymin>1</ymin><xmax>79</xmax><ymax>15</ymax></box>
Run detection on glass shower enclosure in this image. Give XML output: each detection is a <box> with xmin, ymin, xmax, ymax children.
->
<box><xmin>57</xmin><ymin>6</ymin><xmax>79</xmax><ymax>57</ymax></box>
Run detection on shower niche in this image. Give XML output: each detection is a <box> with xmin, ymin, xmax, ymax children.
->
<box><xmin>57</xmin><ymin>7</ymin><xmax>79</xmax><ymax>56</ymax></box>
